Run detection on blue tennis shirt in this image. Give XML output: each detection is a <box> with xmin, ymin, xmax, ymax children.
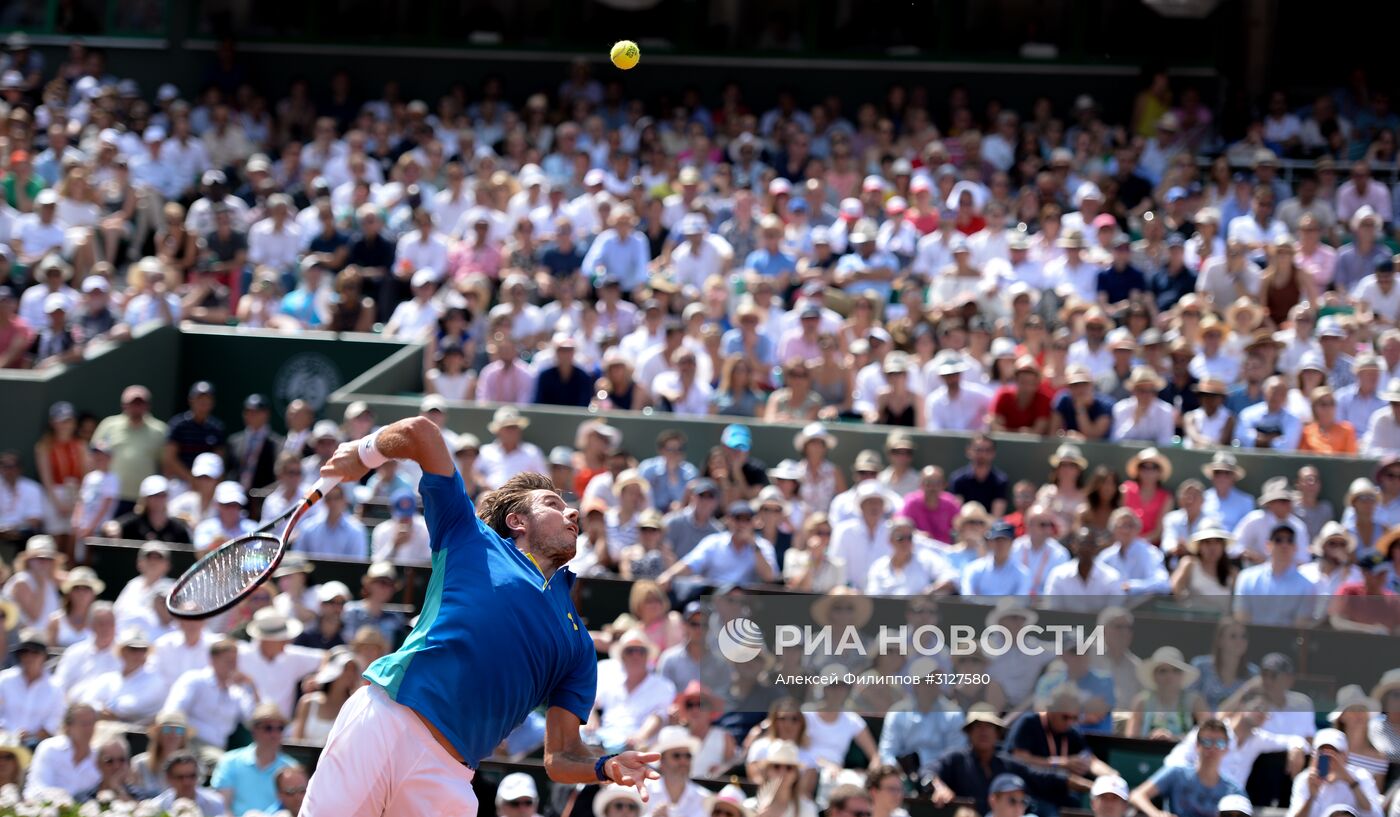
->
<box><xmin>364</xmin><ymin>470</ymin><xmax>598</xmax><ymax>767</ymax></box>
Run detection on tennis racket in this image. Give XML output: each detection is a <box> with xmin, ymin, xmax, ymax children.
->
<box><xmin>165</xmin><ymin>476</ymin><xmax>341</xmax><ymax>619</ymax></box>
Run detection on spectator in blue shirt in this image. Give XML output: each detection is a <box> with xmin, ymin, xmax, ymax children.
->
<box><xmin>1032</xmin><ymin>643</ymin><xmax>1117</xmax><ymax>734</ymax></box>
<box><xmin>721</xmin><ymin>303</ymin><xmax>777</xmax><ymax>369</ymax></box>
<box><xmin>658</xmin><ymin>501</ymin><xmax>778</xmax><ymax>589</ymax></box>
<box><xmin>1096</xmin><ymin>235</ymin><xmax>1148</xmax><ymax>311</ymax></box>
<box><xmin>878</xmin><ymin>660</ymin><xmax>967</xmax><ymax>773</ymax></box>
<box><xmin>1233</xmin><ymin>523</ymin><xmax>1318</xmax><ymax>627</ymax></box>
<box><xmin>293</xmin><ymin>485</ymin><xmax>367</xmax><ymax>558</ymax></box>
<box><xmin>342</xmin><ymin>561</ymin><xmax>408</xmax><ymax>647</ymax></box>
<box><xmin>835</xmin><ymin>227</ymin><xmax>898</xmax><ymax>301</ymax></box>
<box><xmin>1200</xmin><ymin>453</ymin><xmax>1256</xmax><ymax>531</ymax></box>
<box><xmin>278</xmin><ymin>255</ymin><xmax>329</xmax><ymax>328</ymax></box>
<box><xmin>211</xmin><ymin>702</ymin><xmax>297</xmax><ymax>817</ymax></box>
<box><xmin>637</xmin><ymin>430</ymin><xmax>699</xmax><ymax>513</ymax></box>
<box><xmin>1129</xmin><ymin>718</ymin><xmax>1243</xmax><ymax>817</ymax></box>
<box><xmin>962</xmin><ymin>522</ymin><xmax>1032</xmax><ymax>596</ymax></box>
<box><xmin>532</xmin><ymin>335</ymin><xmax>596</xmax><ymax>408</ymax></box>
<box><xmin>581</xmin><ymin>207</ymin><xmax>650</xmax><ymax>293</ymax></box>
<box><xmin>1234</xmin><ymin>376</ymin><xmax>1303</xmax><ymax>451</ymax></box>
<box><xmin>744</xmin><ymin>215</ymin><xmax>798</xmax><ymax>290</ymax></box>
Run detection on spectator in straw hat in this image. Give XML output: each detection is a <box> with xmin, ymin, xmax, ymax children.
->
<box><xmin>238</xmin><ymin>608</ymin><xmax>323</xmax><ymax>719</ymax></box>
<box><xmin>929</xmin><ymin>703</ymin><xmax>1087</xmax><ymax>813</ymax></box>
<box><xmin>1298</xmin><ymin>522</ymin><xmax>1362</xmax><ymax>608</ymax></box>
<box><xmin>589</xmin><ymin>629</ymin><xmax>673</xmax><ymax>752</ymax></box>
<box><xmin>1232</xmin><ymin>477</ymin><xmax>1310</xmax><ymax>566</ymax></box>
<box><xmin>1170</xmin><ymin>519</ymin><xmax>1237</xmax><ymax>609</ymax></box>
<box><xmin>1183</xmin><ymin>378</ymin><xmax>1236</xmax><ymax>449</ymax></box>
<box><xmin>1111</xmin><ymin>367</ymin><xmax>1175</xmax><ymax>445</ymax></box>
<box><xmin>478</xmin><ymin>406</ymin><xmax>547</xmax><ymax>490</ymax></box>
<box><xmin>1200</xmin><ymin>452</ymin><xmax>1254</xmax><ymax>531</ymax></box>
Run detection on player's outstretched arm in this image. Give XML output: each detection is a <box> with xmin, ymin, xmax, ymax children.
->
<box><xmin>321</xmin><ymin>416</ymin><xmax>455</xmax><ymax>483</ymax></box>
<box><xmin>543</xmin><ymin>706</ymin><xmax>659</xmax><ymax>797</ymax></box>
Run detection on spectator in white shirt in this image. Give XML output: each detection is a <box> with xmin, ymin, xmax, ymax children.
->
<box><xmin>54</xmin><ymin>601</ymin><xmax>119</xmax><ymax>695</ymax></box>
<box><xmin>151</xmin><ymin>617</ymin><xmax>216</xmax><ymax>686</ymax></box>
<box><xmin>653</xmin><ymin>348</ymin><xmax>713</xmax><ymax>416</ymax></box>
<box><xmin>0</xmin><ymin>630</ymin><xmax>64</xmax><ymax>744</ymax></box>
<box><xmin>588</xmin><ymin>629</ymin><xmax>675</xmax><ymax>751</ymax></box>
<box><xmin>670</xmin><ymin>215</ymin><xmax>732</xmax><ymax>296</ymax></box>
<box><xmin>394</xmin><ymin>207</ymin><xmax>451</xmax><ymax>281</ymax></box>
<box><xmin>383</xmin><ymin>269</ymin><xmax>442</xmax><ymax>340</ymax></box>
<box><xmin>865</xmin><ymin>517</ymin><xmax>951</xmax><ymax>596</ymax></box>
<box><xmin>163</xmin><ymin>638</ymin><xmax>257</xmax><ymax>753</ymax></box>
<box><xmin>830</xmin><ymin>482</ymin><xmax>895</xmax><ymax>589</ymax></box>
<box><xmin>1043</xmin><ymin>527</ymin><xmax>1125</xmax><ymax>612</ymax></box>
<box><xmin>113</xmin><ymin>543</ymin><xmax>174</xmax><ymax>628</ymax></box>
<box><xmin>24</xmin><ymin>702</ymin><xmax>99</xmax><ymax>798</ymax></box>
<box><xmin>1111</xmin><ymin>367</ymin><xmax>1176</xmax><ymax>444</ymax></box>
<box><xmin>246</xmin><ymin>194</ymin><xmax>303</xmax><ymax>273</ymax></box>
<box><xmin>237</xmin><ymin>609</ymin><xmax>324</xmax><ymax>719</ymax></box>
<box><xmin>1232</xmin><ymin>478</ymin><xmax>1311</xmax><ymax>566</ymax></box>
<box><xmin>924</xmin><ymin>351</ymin><xmax>991</xmax><ymax>432</ymax></box>
<box><xmin>1286</xmin><ymin>729</ymin><xmax>1383</xmax><ymax>817</ymax></box>
<box><xmin>477</xmin><ymin>407</ymin><xmax>548</xmax><ymax>491</ymax></box>
<box><xmin>73</xmin><ymin>627</ymin><xmax>166</xmax><ymax>725</ymax></box>
<box><xmin>1361</xmin><ymin>380</ymin><xmax>1400</xmax><ymax>458</ymax></box>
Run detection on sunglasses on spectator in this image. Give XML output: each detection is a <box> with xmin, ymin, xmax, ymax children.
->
<box><xmin>1198</xmin><ymin>737</ymin><xmax>1229</xmax><ymax>750</ymax></box>
<box><xmin>282</xmin><ymin>786</ymin><xmax>308</xmax><ymax>795</ymax></box>
<box><xmin>160</xmin><ymin>725</ymin><xmax>188</xmax><ymax>735</ymax></box>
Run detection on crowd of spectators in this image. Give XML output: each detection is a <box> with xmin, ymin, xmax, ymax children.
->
<box><xmin>1</xmin><ymin>31</ymin><xmax>1400</xmax><ymax>817</ymax></box>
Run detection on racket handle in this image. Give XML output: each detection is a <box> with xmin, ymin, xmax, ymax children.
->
<box><xmin>305</xmin><ymin>476</ymin><xmax>342</xmax><ymax>506</ymax></box>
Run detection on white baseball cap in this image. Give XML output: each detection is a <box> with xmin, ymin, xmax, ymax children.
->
<box><xmin>192</xmin><ymin>451</ymin><xmax>225</xmax><ymax>480</ymax></box>
<box><xmin>1314</xmin><ymin>727</ymin><xmax>1348</xmax><ymax>753</ymax></box>
<box><xmin>1217</xmin><ymin>794</ymin><xmax>1253</xmax><ymax>816</ymax></box>
<box><xmin>139</xmin><ymin>475</ymin><xmax>170</xmax><ymax>498</ymax></box>
<box><xmin>495</xmin><ymin>772</ymin><xmax>538</xmax><ymax>804</ymax></box>
<box><xmin>1091</xmin><ymin>776</ymin><xmax>1128</xmax><ymax>801</ymax></box>
<box><xmin>214</xmin><ymin>480</ymin><xmax>246</xmax><ymax>506</ymax></box>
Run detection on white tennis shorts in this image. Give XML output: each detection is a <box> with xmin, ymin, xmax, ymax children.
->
<box><xmin>302</xmin><ymin>683</ymin><xmax>478</xmax><ymax>817</ymax></box>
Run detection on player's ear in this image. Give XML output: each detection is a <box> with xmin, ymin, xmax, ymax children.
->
<box><xmin>504</xmin><ymin>509</ymin><xmax>529</xmax><ymax>537</ymax></box>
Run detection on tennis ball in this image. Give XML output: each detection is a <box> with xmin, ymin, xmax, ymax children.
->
<box><xmin>610</xmin><ymin>40</ymin><xmax>640</xmax><ymax>70</ymax></box>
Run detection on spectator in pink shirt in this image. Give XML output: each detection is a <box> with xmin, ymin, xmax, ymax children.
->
<box><xmin>901</xmin><ymin>465</ymin><xmax>960</xmax><ymax>543</ymax></box>
<box><xmin>1295</xmin><ymin>214</ymin><xmax>1337</xmax><ymax>289</ymax></box>
<box><xmin>777</xmin><ymin>303</ymin><xmax>824</xmax><ymax>365</ymax></box>
<box><xmin>474</xmin><ymin>333</ymin><xmax>535</xmax><ymax>405</ymax></box>
<box><xmin>1335</xmin><ymin>160</ymin><xmax>1393</xmax><ymax>224</ymax></box>
<box><xmin>447</xmin><ymin>216</ymin><xmax>503</xmax><ymax>280</ymax></box>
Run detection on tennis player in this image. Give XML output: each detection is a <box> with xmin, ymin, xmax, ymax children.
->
<box><xmin>302</xmin><ymin>416</ymin><xmax>659</xmax><ymax>815</ymax></box>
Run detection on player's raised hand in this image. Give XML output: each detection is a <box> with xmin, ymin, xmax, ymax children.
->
<box><xmin>607</xmin><ymin>752</ymin><xmax>661</xmax><ymax>799</ymax></box>
<box><xmin>322</xmin><ymin>441</ymin><xmax>371</xmax><ymax>484</ymax></box>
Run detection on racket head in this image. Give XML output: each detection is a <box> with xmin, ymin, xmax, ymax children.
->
<box><xmin>165</xmin><ymin>531</ymin><xmax>287</xmax><ymax>619</ymax></box>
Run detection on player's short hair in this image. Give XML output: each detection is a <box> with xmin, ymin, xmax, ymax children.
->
<box><xmin>477</xmin><ymin>473</ymin><xmax>558</xmax><ymax>539</ymax></box>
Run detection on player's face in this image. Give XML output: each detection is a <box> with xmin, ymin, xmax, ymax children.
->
<box><xmin>523</xmin><ymin>489</ymin><xmax>580</xmax><ymax>563</ymax></box>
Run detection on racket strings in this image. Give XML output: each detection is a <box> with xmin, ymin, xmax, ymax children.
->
<box><xmin>168</xmin><ymin>534</ymin><xmax>282</xmax><ymax>614</ymax></box>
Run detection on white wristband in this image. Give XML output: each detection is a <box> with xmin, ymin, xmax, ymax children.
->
<box><xmin>357</xmin><ymin>429</ymin><xmax>388</xmax><ymax>469</ymax></box>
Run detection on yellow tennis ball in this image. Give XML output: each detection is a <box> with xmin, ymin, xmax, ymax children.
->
<box><xmin>610</xmin><ymin>40</ymin><xmax>640</xmax><ymax>70</ymax></box>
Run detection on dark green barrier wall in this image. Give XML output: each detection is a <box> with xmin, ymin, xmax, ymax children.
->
<box><xmin>0</xmin><ymin>327</ymin><xmax>408</xmax><ymax>474</ymax></box>
<box><xmin>0</xmin><ymin>326</ymin><xmax>182</xmax><ymax>472</ymax></box>
<box><xmin>176</xmin><ymin>327</ymin><xmax>408</xmax><ymax>433</ymax></box>
<box><xmin>323</xmin><ymin>398</ymin><xmax>1378</xmax><ymax>513</ymax></box>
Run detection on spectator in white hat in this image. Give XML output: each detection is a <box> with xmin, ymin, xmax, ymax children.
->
<box><xmin>168</xmin><ymin>450</ymin><xmax>225</xmax><ymax>526</ymax></box>
<box><xmin>237</xmin><ymin>609</ymin><xmax>323</xmax><ymax>719</ymax></box>
<box><xmin>495</xmin><ymin>772</ymin><xmax>542</xmax><ymax>817</ymax></box>
<box><xmin>1287</xmin><ymin>729</ymin><xmax>1382</xmax><ymax>817</ymax></box>
<box><xmin>644</xmin><ymin>725</ymin><xmax>707</xmax><ymax>817</ymax></box>
<box><xmin>1089</xmin><ymin>775</ymin><xmax>1129</xmax><ymax>817</ymax></box>
<box><xmin>192</xmin><ymin>480</ymin><xmax>256</xmax><ymax>551</ymax></box>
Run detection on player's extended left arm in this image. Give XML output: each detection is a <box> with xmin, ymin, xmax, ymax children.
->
<box><xmin>544</xmin><ymin>705</ymin><xmax>659</xmax><ymax>797</ymax></box>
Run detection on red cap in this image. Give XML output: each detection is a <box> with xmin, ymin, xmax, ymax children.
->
<box><xmin>9</xmin><ymin>150</ymin><xmax>29</xmax><ymax>164</ymax></box>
